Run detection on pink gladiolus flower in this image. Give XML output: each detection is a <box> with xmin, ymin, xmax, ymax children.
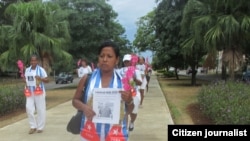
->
<box><xmin>131</xmin><ymin>54</ymin><xmax>138</xmax><ymax>66</ymax></box>
<box><xmin>122</xmin><ymin>66</ymin><xmax>136</xmax><ymax>91</ymax></box>
<box><xmin>17</xmin><ymin>60</ymin><xmax>24</xmax><ymax>78</ymax></box>
<box><xmin>77</xmin><ymin>59</ymin><xmax>81</xmax><ymax>67</ymax></box>
<box><xmin>123</xmin><ymin>83</ymin><xmax>131</xmax><ymax>91</ymax></box>
<box><xmin>126</xmin><ymin>67</ymin><xmax>134</xmax><ymax>78</ymax></box>
<box><xmin>122</xmin><ymin>77</ymin><xmax>129</xmax><ymax>84</ymax></box>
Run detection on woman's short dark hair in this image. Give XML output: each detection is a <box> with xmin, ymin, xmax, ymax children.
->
<box><xmin>138</xmin><ymin>56</ymin><xmax>145</xmax><ymax>62</ymax></box>
<box><xmin>30</xmin><ymin>54</ymin><xmax>40</xmax><ymax>60</ymax></box>
<box><xmin>98</xmin><ymin>40</ymin><xmax>120</xmax><ymax>58</ymax></box>
<box><xmin>81</xmin><ymin>58</ymin><xmax>88</xmax><ymax>64</ymax></box>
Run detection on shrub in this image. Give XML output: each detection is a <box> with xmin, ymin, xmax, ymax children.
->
<box><xmin>163</xmin><ymin>71</ymin><xmax>175</xmax><ymax>78</ymax></box>
<box><xmin>198</xmin><ymin>80</ymin><xmax>250</xmax><ymax>124</ymax></box>
<box><xmin>156</xmin><ymin>69</ymin><xmax>175</xmax><ymax>78</ymax></box>
<box><xmin>157</xmin><ymin>69</ymin><xmax>165</xmax><ymax>73</ymax></box>
<box><xmin>0</xmin><ymin>85</ymin><xmax>25</xmax><ymax>116</ymax></box>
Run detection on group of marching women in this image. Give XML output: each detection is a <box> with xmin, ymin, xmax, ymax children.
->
<box><xmin>22</xmin><ymin>40</ymin><xmax>151</xmax><ymax>141</ymax></box>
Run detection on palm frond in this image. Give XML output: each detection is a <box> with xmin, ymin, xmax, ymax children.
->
<box><xmin>241</xmin><ymin>15</ymin><xmax>250</xmax><ymax>31</ymax></box>
<box><xmin>0</xmin><ymin>51</ymin><xmax>11</xmax><ymax>71</ymax></box>
<box><xmin>181</xmin><ymin>36</ymin><xmax>195</xmax><ymax>56</ymax></box>
<box><xmin>218</xmin><ymin>15</ymin><xmax>240</xmax><ymax>38</ymax></box>
<box><xmin>204</xmin><ymin>25</ymin><xmax>224</xmax><ymax>48</ymax></box>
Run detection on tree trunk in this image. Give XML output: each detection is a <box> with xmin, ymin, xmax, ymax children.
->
<box><xmin>221</xmin><ymin>63</ymin><xmax>227</xmax><ymax>80</ymax></box>
<box><xmin>175</xmin><ymin>69</ymin><xmax>179</xmax><ymax>80</ymax></box>
<box><xmin>191</xmin><ymin>65</ymin><xmax>196</xmax><ymax>85</ymax></box>
<box><xmin>229</xmin><ymin>48</ymin><xmax>235</xmax><ymax>80</ymax></box>
<box><xmin>42</xmin><ymin>57</ymin><xmax>51</xmax><ymax>76</ymax></box>
<box><xmin>222</xmin><ymin>48</ymin><xmax>243</xmax><ymax>81</ymax></box>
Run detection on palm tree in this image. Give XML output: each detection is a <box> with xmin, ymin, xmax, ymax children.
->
<box><xmin>183</xmin><ymin>0</ymin><xmax>250</xmax><ymax>80</ymax></box>
<box><xmin>0</xmin><ymin>0</ymin><xmax>72</xmax><ymax>74</ymax></box>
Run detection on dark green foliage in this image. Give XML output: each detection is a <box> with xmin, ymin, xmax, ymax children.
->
<box><xmin>156</xmin><ymin>69</ymin><xmax>175</xmax><ymax>77</ymax></box>
<box><xmin>198</xmin><ymin>80</ymin><xmax>250</xmax><ymax>124</ymax></box>
<box><xmin>152</xmin><ymin>0</ymin><xmax>187</xmax><ymax>78</ymax></box>
<box><xmin>0</xmin><ymin>0</ymin><xmax>73</xmax><ymax>74</ymax></box>
<box><xmin>0</xmin><ymin>85</ymin><xmax>25</xmax><ymax>116</ymax></box>
<box><xmin>157</xmin><ymin>69</ymin><xmax>165</xmax><ymax>74</ymax></box>
<box><xmin>53</xmin><ymin>0</ymin><xmax>129</xmax><ymax>63</ymax></box>
<box><xmin>163</xmin><ymin>71</ymin><xmax>175</xmax><ymax>78</ymax></box>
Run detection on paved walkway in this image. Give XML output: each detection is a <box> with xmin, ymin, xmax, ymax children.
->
<box><xmin>0</xmin><ymin>73</ymin><xmax>173</xmax><ymax>141</ymax></box>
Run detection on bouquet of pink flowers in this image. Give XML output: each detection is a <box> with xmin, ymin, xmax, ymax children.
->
<box><xmin>122</xmin><ymin>53</ymin><xmax>138</xmax><ymax>97</ymax></box>
<box><xmin>122</xmin><ymin>66</ymin><xmax>135</xmax><ymax>90</ymax></box>
<box><xmin>77</xmin><ymin>59</ymin><xmax>81</xmax><ymax>67</ymax></box>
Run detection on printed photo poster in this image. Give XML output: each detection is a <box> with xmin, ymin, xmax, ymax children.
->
<box><xmin>92</xmin><ymin>88</ymin><xmax>121</xmax><ymax>124</ymax></box>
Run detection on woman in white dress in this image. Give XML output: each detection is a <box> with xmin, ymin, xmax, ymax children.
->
<box><xmin>117</xmin><ymin>54</ymin><xmax>142</xmax><ymax>131</ymax></box>
<box><xmin>136</xmin><ymin>56</ymin><xmax>148</xmax><ymax>107</ymax></box>
<box><xmin>77</xmin><ymin>59</ymin><xmax>92</xmax><ymax>78</ymax></box>
<box><xmin>24</xmin><ymin>54</ymin><xmax>49</xmax><ymax>134</ymax></box>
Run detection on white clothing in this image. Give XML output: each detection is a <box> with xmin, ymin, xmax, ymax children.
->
<box><xmin>140</xmin><ymin>77</ymin><xmax>147</xmax><ymax>90</ymax></box>
<box><xmin>116</xmin><ymin>67</ymin><xmax>142</xmax><ymax>94</ymax></box>
<box><xmin>117</xmin><ymin>67</ymin><xmax>142</xmax><ymax>114</ymax></box>
<box><xmin>26</xmin><ymin>93</ymin><xmax>46</xmax><ymax>130</ymax></box>
<box><xmin>24</xmin><ymin>65</ymin><xmax>47</xmax><ymax>130</ymax></box>
<box><xmin>132</xmin><ymin>95</ymin><xmax>140</xmax><ymax>114</ymax></box>
<box><xmin>136</xmin><ymin>64</ymin><xmax>147</xmax><ymax>90</ymax></box>
<box><xmin>136</xmin><ymin>64</ymin><xmax>146</xmax><ymax>76</ymax></box>
<box><xmin>78</xmin><ymin>65</ymin><xmax>92</xmax><ymax>78</ymax></box>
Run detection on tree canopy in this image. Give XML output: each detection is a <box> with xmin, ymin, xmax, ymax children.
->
<box><xmin>0</xmin><ymin>0</ymin><xmax>132</xmax><ymax>74</ymax></box>
<box><xmin>0</xmin><ymin>0</ymin><xmax>72</xmax><ymax>73</ymax></box>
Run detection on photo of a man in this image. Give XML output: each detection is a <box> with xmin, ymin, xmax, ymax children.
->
<box><xmin>98</xmin><ymin>102</ymin><xmax>113</xmax><ymax>119</ymax></box>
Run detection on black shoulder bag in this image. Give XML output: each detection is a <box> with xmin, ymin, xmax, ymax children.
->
<box><xmin>66</xmin><ymin>73</ymin><xmax>91</xmax><ymax>134</ymax></box>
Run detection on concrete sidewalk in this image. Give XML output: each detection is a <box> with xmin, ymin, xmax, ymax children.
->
<box><xmin>0</xmin><ymin>73</ymin><xmax>173</xmax><ymax>141</ymax></box>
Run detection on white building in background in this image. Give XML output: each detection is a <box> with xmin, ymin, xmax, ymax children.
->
<box><xmin>216</xmin><ymin>51</ymin><xmax>223</xmax><ymax>73</ymax></box>
<box><xmin>215</xmin><ymin>50</ymin><xmax>246</xmax><ymax>74</ymax></box>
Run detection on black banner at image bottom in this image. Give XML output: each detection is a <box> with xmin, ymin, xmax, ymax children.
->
<box><xmin>168</xmin><ymin>125</ymin><xmax>250</xmax><ymax>140</ymax></box>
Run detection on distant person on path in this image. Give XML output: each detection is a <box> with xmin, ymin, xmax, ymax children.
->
<box><xmin>24</xmin><ymin>54</ymin><xmax>49</xmax><ymax>134</ymax></box>
<box><xmin>77</xmin><ymin>59</ymin><xmax>92</xmax><ymax>78</ymax></box>
<box><xmin>146</xmin><ymin>66</ymin><xmax>152</xmax><ymax>92</ymax></box>
<box><xmin>117</xmin><ymin>54</ymin><xmax>142</xmax><ymax>131</ymax></box>
<box><xmin>136</xmin><ymin>56</ymin><xmax>148</xmax><ymax>107</ymax></box>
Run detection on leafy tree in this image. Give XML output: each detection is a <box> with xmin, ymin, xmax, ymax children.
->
<box><xmin>0</xmin><ymin>0</ymin><xmax>33</xmax><ymax>24</ymax></box>
<box><xmin>52</xmin><ymin>0</ymin><xmax>130</xmax><ymax>66</ymax></box>
<box><xmin>0</xmin><ymin>0</ymin><xmax>72</xmax><ymax>74</ymax></box>
<box><xmin>134</xmin><ymin>11</ymin><xmax>157</xmax><ymax>52</ymax></box>
<box><xmin>0</xmin><ymin>0</ymin><xmax>23</xmax><ymax>59</ymax></box>
<box><xmin>153</xmin><ymin>0</ymin><xmax>187</xmax><ymax>80</ymax></box>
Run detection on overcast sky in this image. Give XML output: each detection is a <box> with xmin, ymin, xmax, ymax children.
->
<box><xmin>107</xmin><ymin>0</ymin><xmax>158</xmax><ymax>63</ymax></box>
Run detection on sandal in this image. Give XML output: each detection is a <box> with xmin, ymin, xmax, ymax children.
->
<box><xmin>28</xmin><ymin>128</ymin><xmax>36</xmax><ymax>134</ymax></box>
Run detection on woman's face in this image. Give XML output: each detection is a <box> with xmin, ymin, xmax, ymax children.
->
<box><xmin>139</xmin><ymin>57</ymin><xmax>144</xmax><ymax>64</ymax></box>
<box><xmin>81</xmin><ymin>61</ymin><xmax>87</xmax><ymax>67</ymax></box>
<box><xmin>123</xmin><ymin>60</ymin><xmax>131</xmax><ymax>67</ymax></box>
<box><xmin>30</xmin><ymin>56</ymin><xmax>38</xmax><ymax>68</ymax></box>
<box><xmin>98</xmin><ymin>47</ymin><xmax>119</xmax><ymax>72</ymax></box>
